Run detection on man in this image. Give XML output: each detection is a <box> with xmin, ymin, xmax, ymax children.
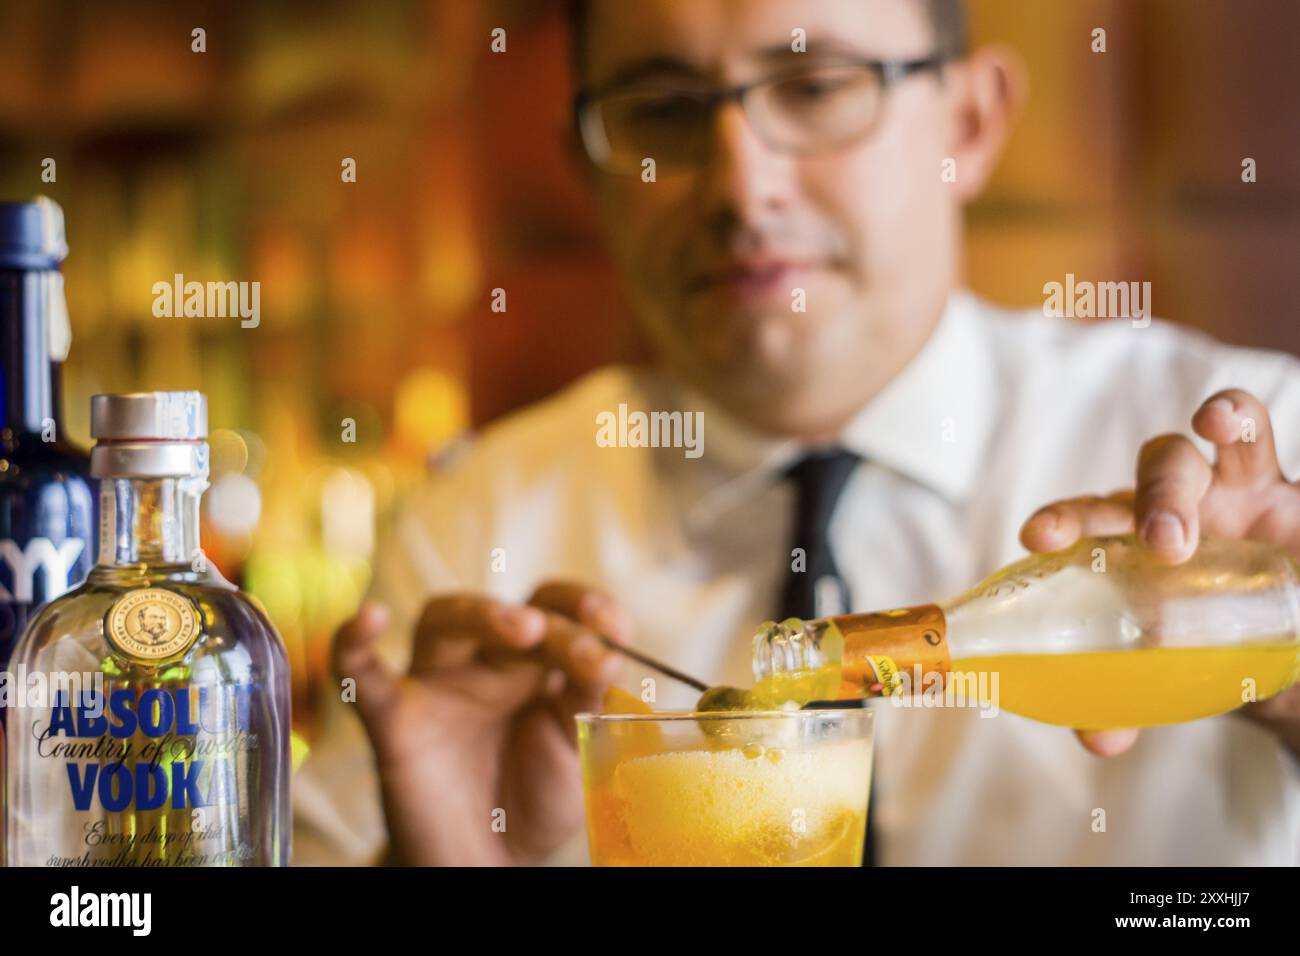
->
<box><xmin>293</xmin><ymin>0</ymin><xmax>1300</xmax><ymax>866</ymax></box>
<box><xmin>136</xmin><ymin>606</ymin><xmax>169</xmax><ymax>646</ymax></box>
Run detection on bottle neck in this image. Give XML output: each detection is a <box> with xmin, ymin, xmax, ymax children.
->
<box><xmin>751</xmin><ymin>605</ymin><xmax>953</xmax><ymax>700</ymax></box>
<box><xmin>0</xmin><ymin>267</ymin><xmax>64</xmax><ymax>436</ymax></box>
<box><xmin>827</xmin><ymin>605</ymin><xmax>953</xmax><ymax>696</ymax></box>
<box><xmin>98</xmin><ymin>475</ymin><xmax>203</xmax><ymax>567</ymax></box>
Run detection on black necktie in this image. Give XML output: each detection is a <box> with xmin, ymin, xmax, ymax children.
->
<box><xmin>779</xmin><ymin>449</ymin><xmax>859</xmax><ymax>621</ymax></box>
<box><xmin>777</xmin><ymin>448</ymin><xmax>879</xmax><ymax>866</ymax></box>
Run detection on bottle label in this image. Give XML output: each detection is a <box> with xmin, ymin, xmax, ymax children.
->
<box><xmin>31</xmin><ymin>679</ymin><xmax>263</xmax><ymax>865</ymax></box>
<box><xmin>828</xmin><ymin>604</ymin><xmax>950</xmax><ymax>697</ymax></box>
<box><xmin>104</xmin><ymin>588</ymin><xmax>203</xmax><ymax>662</ymax></box>
<box><xmin>1</xmin><ymin>535</ymin><xmax>91</xmax><ymax>666</ymax></box>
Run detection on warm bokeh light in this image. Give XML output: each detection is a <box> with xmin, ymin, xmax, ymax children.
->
<box><xmin>394</xmin><ymin>367</ymin><xmax>469</xmax><ymax>458</ymax></box>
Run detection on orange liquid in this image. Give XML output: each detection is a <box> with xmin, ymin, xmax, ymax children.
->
<box><xmin>956</xmin><ymin>642</ymin><xmax>1300</xmax><ymax>728</ymax></box>
<box><xmin>581</xmin><ymin>738</ymin><xmax>870</xmax><ymax>866</ymax></box>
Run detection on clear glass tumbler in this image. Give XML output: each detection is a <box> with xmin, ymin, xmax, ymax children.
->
<box><xmin>576</xmin><ymin>707</ymin><xmax>873</xmax><ymax>866</ymax></box>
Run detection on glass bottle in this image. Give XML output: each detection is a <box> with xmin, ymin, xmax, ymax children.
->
<box><xmin>0</xmin><ymin>198</ymin><xmax>95</xmax><ymax>668</ymax></box>
<box><xmin>739</xmin><ymin>535</ymin><xmax>1300</xmax><ymax>729</ymax></box>
<box><xmin>6</xmin><ymin>392</ymin><xmax>291</xmax><ymax>866</ymax></box>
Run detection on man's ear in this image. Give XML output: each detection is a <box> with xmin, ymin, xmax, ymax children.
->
<box><xmin>946</xmin><ymin>45</ymin><xmax>1027</xmax><ymax>202</ymax></box>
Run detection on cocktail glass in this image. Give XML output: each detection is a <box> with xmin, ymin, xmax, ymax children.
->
<box><xmin>575</xmin><ymin>708</ymin><xmax>873</xmax><ymax>866</ymax></box>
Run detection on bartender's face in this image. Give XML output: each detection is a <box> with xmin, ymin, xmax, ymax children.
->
<box><xmin>582</xmin><ymin>0</ymin><xmax>975</xmax><ymax>437</ymax></box>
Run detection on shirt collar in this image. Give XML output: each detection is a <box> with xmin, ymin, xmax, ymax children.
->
<box><xmin>667</xmin><ymin>290</ymin><xmax>998</xmax><ymax>532</ymax></box>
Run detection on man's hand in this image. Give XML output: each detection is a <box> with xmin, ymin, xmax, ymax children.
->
<box><xmin>332</xmin><ymin>580</ymin><xmax>629</xmax><ymax>865</ymax></box>
<box><xmin>1019</xmin><ymin>388</ymin><xmax>1300</xmax><ymax>758</ymax></box>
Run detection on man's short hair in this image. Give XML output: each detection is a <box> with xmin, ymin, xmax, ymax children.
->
<box><xmin>566</xmin><ymin>0</ymin><xmax>969</xmax><ymax>79</ymax></box>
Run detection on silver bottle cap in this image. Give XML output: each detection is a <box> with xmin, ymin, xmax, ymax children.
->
<box><xmin>90</xmin><ymin>392</ymin><xmax>209</xmax><ymax>478</ymax></box>
<box><xmin>91</xmin><ymin>391</ymin><xmax>207</xmax><ymax>440</ymax></box>
<box><xmin>0</xmin><ymin>196</ymin><xmax>68</xmax><ymax>269</ymax></box>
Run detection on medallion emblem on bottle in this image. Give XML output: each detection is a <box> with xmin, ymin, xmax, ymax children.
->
<box><xmin>104</xmin><ymin>587</ymin><xmax>203</xmax><ymax>662</ymax></box>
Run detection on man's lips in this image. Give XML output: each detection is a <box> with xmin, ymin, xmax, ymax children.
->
<box><xmin>686</xmin><ymin>259</ymin><xmax>825</xmax><ymax>303</ymax></box>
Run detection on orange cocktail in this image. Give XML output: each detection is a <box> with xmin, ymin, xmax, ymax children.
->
<box><xmin>576</xmin><ymin>701</ymin><xmax>873</xmax><ymax>866</ymax></box>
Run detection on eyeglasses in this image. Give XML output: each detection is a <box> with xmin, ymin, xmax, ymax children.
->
<box><xmin>574</xmin><ymin>55</ymin><xmax>949</xmax><ymax>175</ymax></box>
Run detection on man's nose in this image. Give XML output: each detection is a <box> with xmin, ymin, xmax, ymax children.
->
<box><xmin>694</xmin><ymin>100</ymin><xmax>796</xmax><ymax>225</ymax></box>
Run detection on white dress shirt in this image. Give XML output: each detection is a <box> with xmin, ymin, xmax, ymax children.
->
<box><xmin>293</xmin><ymin>290</ymin><xmax>1300</xmax><ymax>866</ymax></box>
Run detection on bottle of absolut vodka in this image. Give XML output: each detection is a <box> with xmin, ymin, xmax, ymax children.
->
<box><xmin>6</xmin><ymin>391</ymin><xmax>290</xmax><ymax>866</ymax></box>
<box><xmin>0</xmin><ymin>198</ymin><xmax>95</xmax><ymax>668</ymax></box>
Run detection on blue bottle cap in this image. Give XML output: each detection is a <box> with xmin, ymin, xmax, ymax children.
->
<box><xmin>0</xmin><ymin>197</ymin><xmax>68</xmax><ymax>270</ymax></box>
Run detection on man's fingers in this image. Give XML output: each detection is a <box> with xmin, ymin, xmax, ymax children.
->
<box><xmin>1135</xmin><ymin>435</ymin><xmax>1213</xmax><ymax>563</ymax></box>
<box><xmin>532</xmin><ymin>611</ymin><xmax>622</xmax><ymax>687</ymax></box>
<box><xmin>1191</xmin><ymin>389</ymin><xmax>1282</xmax><ymax>486</ymax></box>
<box><xmin>1075</xmin><ymin>727</ymin><xmax>1141</xmax><ymax>757</ymax></box>
<box><xmin>1020</xmin><ymin>492</ymin><xmax>1135</xmax><ymax>552</ymax></box>
<box><xmin>438</xmin><ymin>657</ymin><xmax>552</xmax><ymax>712</ymax></box>
<box><xmin>474</xmin><ymin>610</ymin><xmax>619</xmax><ymax>691</ymax></box>
<box><xmin>406</xmin><ymin>589</ymin><xmax>620</xmax><ymax>690</ymax></box>
<box><xmin>333</xmin><ymin>603</ymin><xmax>399</xmax><ymax>726</ymax></box>
<box><xmin>529</xmin><ymin>580</ymin><xmax>634</xmax><ymax>645</ymax></box>
<box><xmin>410</xmin><ymin>594</ymin><xmax>546</xmax><ymax>675</ymax></box>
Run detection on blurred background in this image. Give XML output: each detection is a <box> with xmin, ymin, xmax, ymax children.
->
<box><xmin>2</xmin><ymin>0</ymin><xmax>1297</xmax><ymax>757</ymax></box>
